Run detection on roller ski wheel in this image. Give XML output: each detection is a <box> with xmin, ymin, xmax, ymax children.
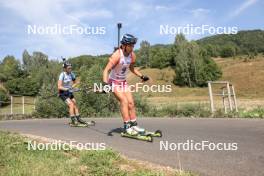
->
<box><xmin>120</xmin><ymin>132</ymin><xmax>153</xmax><ymax>142</ymax></box>
<box><xmin>142</xmin><ymin>130</ymin><xmax>162</xmax><ymax>137</ymax></box>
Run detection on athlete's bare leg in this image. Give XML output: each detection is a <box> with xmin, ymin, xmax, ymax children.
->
<box><xmin>66</xmin><ymin>98</ymin><xmax>75</xmax><ymax>116</ymax></box>
<box><xmin>71</xmin><ymin>98</ymin><xmax>79</xmax><ymax>115</ymax></box>
<box><xmin>113</xmin><ymin>89</ymin><xmax>130</xmax><ymax>122</ymax></box>
<box><xmin>124</xmin><ymin>90</ymin><xmax>136</xmax><ymax>121</ymax></box>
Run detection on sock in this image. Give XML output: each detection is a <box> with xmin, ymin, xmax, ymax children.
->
<box><xmin>75</xmin><ymin>115</ymin><xmax>86</xmax><ymax>124</ymax></box>
<box><xmin>129</xmin><ymin>120</ymin><xmax>137</xmax><ymax>127</ymax></box>
<box><xmin>70</xmin><ymin>116</ymin><xmax>76</xmax><ymax>123</ymax></box>
<box><xmin>75</xmin><ymin>114</ymin><xmax>80</xmax><ymax>120</ymax></box>
<box><xmin>124</xmin><ymin>121</ymin><xmax>130</xmax><ymax>130</ymax></box>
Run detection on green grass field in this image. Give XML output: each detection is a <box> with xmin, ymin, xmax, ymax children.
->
<box><xmin>0</xmin><ymin>131</ymin><xmax>195</xmax><ymax>176</ymax></box>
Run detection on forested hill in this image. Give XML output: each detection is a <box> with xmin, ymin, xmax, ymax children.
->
<box><xmin>196</xmin><ymin>30</ymin><xmax>264</xmax><ymax>57</ymax></box>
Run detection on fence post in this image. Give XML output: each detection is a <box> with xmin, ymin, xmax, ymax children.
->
<box><xmin>208</xmin><ymin>82</ymin><xmax>214</xmax><ymax>113</ymax></box>
<box><xmin>222</xmin><ymin>88</ymin><xmax>227</xmax><ymax>113</ymax></box>
<box><xmin>34</xmin><ymin>98</ymin><xmax>36</xmax><ymax>111</ymax></box>
<box><xmin>227</xmin><ymin>83</ymin><xmax>233</xmax><ymax>111</ymax></box>
<box><xmin>22</xmin><ymin>96</ymin><xmax>25</xmax><ymax>114</ymax></box>
<box><xmin>10</xmin><ymin>96</ymin><xmax>13</xmax><ymax>115</ymax></box>
<box><xmin>232</xmin><ymin>85</ymin><xmax>238</xmax><ymax>112</ymax></box>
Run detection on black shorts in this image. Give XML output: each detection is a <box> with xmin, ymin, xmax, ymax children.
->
<box><xmin>59</xmin><ymin>91</ymin><xmax>74</xmax><ymax>102</ymax></box>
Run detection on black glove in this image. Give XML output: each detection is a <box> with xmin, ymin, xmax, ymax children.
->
<box><xmin>140</xmin><ymin>75</ymin><xmax>149</xmax><ymax>82</ymax></box>
<box><xmin>102</xmin><ymin>82</ymin><xmax>112</xmax><ymax>93</ymax></box>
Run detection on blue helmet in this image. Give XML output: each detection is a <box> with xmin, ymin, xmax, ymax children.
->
<box><xmin>62</xmin><ymin>57</ymin><xmax>72</xmax><ymax>68</ymax></box>
<box><xmin>121</xmin><ymin>34</ymin><xmax>137</xmax><ymax>45</ymax></box>
<box><xmin>63</xmin><ymin>62</ymin><xmax>72</xmax><ymax>68</ymax></box>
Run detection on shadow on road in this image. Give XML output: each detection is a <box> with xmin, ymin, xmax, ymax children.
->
<box><xmin>107</xmin><ymin>127</ymin><xmax>123</xmax><ymax>136</ymax></box>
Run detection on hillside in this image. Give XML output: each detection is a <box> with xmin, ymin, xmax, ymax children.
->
<box><xmin>197</xmin><ymin>30</ymin><xmax>264</xmax><ymax>50</ymax></box>
<box><xmin>197</xmin><ymin>30</ymin><xmax>264</xmax><ymax>57</ymax></box>
<box><xmin>128</xmin><ymin>56</ymin><xmax>264</xmax><ymax>108</ymax></box>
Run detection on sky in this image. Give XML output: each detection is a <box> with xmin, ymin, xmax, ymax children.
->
<box><xmin>0</xmin><ymin>0</ymin><xmax>263</xmax><ymax>60</ymax></box>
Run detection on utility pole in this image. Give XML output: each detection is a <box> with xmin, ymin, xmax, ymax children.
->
<box><xmin>117</xmin><ymin>22</ymin><xmax>122</xmax><ymax>47</ymax></box>
<box><xmin>114</xmin><ymin>22</ymin><xmax>122</xmax><ymax>51</ymax></box>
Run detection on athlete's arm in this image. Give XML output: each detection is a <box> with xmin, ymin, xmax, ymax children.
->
<box><xmin>72</xmin><ymin>79</ymin><xmax>80</xmax><ymax>88</ymax></box>
<box><xmin>129</xmin><ymin>64</ymin><xmax>143</xmax><ymax>78</ymax></box>
<box><xmin>103</xmin><ymin>50</ymin><xmax>120</xmax><ymax>83</ymax></box>
<box><xmin>58</xmin><ymin>73</ymin><xmax>70</xmax><ymax>91</ymax></box>
<box><xmin>103</xmin><ymin>61</ymin><xmax>113</xmax><ymax>83</ymax></box>
<box><xmin>58</xmin><ymin>80</ymin><xmax>68</xmax><ymax>91</ymax></box>
<box><xmin>129</xmin><ymin>53</ymin><xmax>149</xmax><ymax>81</ymax></box>
<box><xmin>129</xmin><ymin>53</ymin><xmax>143</xmax><ymax>77</ymax></box>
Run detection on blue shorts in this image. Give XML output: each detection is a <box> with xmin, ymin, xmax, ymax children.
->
<box><xmin>59</xmin><ymin>91</ymin><xmax>74</xmax><ymax>102</ymax></box>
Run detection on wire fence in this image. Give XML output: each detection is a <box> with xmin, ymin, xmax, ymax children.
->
<box><xmin>0</xmin><ymin>95</ymin><xmax>36</xmax><ymax>115</ymax></box>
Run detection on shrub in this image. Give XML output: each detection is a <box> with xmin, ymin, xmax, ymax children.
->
<box><xmin>0</xmin><ymin>88</ymin><xmax>10</xmax><ymax>107</ymax></box>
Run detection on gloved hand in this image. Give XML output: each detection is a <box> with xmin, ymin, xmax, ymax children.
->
<box><xmin>66</xmin><ymin>87</ymin><xmax>74</xmax><ymax>92</ymax></box>
<box><xmin>65</xmin><ymin>87</ymin><xmax>79</xmax><ymax>93</ymax></box>
<box><xmin>64</xmin><ymin>87</ymin><xmax>71</xmax><ymax>92</ymax></box>
<box><xmin>71</xmin><ymin>88</ymin><xmax>81</xmax><ymax>92</ymax></box>
<box><xmin>140</xmin><ymin>75</ymin><xmax>149</xmax><ymax>82</ymax></box>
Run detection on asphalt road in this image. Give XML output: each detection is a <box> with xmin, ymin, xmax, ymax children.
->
<box><xmin>0</xmin><ymin>118</ymin><xmax>263</xmax><ymax>176</ymax></box>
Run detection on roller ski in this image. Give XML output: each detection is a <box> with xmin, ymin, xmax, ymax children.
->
<box><xmin>69</xmin><ymin>116</ymin><xmax>95</xmax><ymax>127</ymax></box>
<box><xmin>121</xmin><ymin>129</ymin><xmax>162</xmax><ymax>141</ymax></box>
<box><xmin>128</xmin><ymin>121</ymin><xmax>162</xmax><ymax>137</ymax></box>
<box><xmin>120</xmin><ymin>121</ymin><xmax>153</xmax><ymax>142</ymax></box>
<box><xmin>140</xmin><ymin>130</ymin><xmax>162</xmax><ymax>137</ymax></box>
<box><xmin>121</xmin><ymin>131</ymin><xmax>153</xmax><ymax>142</ymax></box>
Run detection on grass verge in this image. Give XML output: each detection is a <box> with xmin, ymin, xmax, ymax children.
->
<box><xmin>0</xmin><ymin>131</ymin><xmax>195</xmax><ymax>176</ymax></box>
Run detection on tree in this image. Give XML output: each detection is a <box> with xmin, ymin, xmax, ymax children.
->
<box><xmin>0</xmin><ymin>55</ymin><xmax>23</xmax><ymax>82</ymax></box>
<box><xmin>5</xmin><ymin>77</ymin><xmax>40</xmax><ymax>96</ymax></box>
<box><xmin>149</xmin><ymin>47</ymin><xmax>172</xmax><ymax>69</ymax></box>
<box><xmin>22</xmin><ymin>51</ymin><xmax>49</xmax><ymax>71</ymax></box>
<box><xmin>173</xmin><ymin>34</ymin><xmax>192</xmax><ymax>86</ymax></box>
<box><xmin>0</xmin><ymin>88</ymin><xmax>9</xmax><ymax>107</ymax></box>
<box><xmin>78</xmin><ymin>64</ymin><xmax>119</xmax><ymax>116</ymax></box>
<box><xmin>173</xmin><ymin>34</ymin><xmax>222</xmax><ymax>87</ymax></box>
<box><xmin>220</xmin><ymin>45</ymin><xmax>236</xmax><ymax>58</ymax></box>
<box><xmin>203</xmin><ymin>44</ymin><xmax>219</xmax><ymax>57</ymax></box>
<box><xmin>34</xmin><ymin>61</ymin><xmax>65</xmax><ymax>117</ymax></box>
<box><xmin>138</xmin><ymin>41</ymin><xmax>150</xmax><ymax>67</ymax></box>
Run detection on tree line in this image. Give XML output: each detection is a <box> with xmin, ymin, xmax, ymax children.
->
<box><xmin>1</xmin><ymin>30</ymin><xmax>263</xmax><ymax>115</ymax></box>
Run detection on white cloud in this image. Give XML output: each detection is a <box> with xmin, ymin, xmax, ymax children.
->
<box><xmin>0</xmin><ymin>0</ymin><xmax>112</xmax><ymax>58</ymax></box>
<box><xmin>230</xmin><ymin>0</ymin><xmax>258</xmax><ymax>17</ymax></box>
<box><xmin>69</xmin><ymin>9</ymin><xmax>113</xmax><ymax>20</ymax></box>
<box><xmin>190</xmin><ymin>8</ymin><xmax>211</xmax><ymax>18</ymax></box>
<box><xmin>154</xmin><ymin>0</ymin><xmax>192</xmax><ymax>12</ymax></box>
